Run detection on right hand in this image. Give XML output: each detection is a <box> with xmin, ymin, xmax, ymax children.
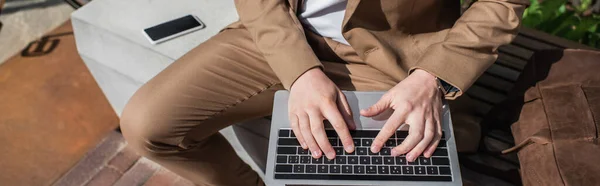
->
<box><xmin>288</xmin><ymin>68</ymin><xmax>355</xmax><ymax>159</ymax></box>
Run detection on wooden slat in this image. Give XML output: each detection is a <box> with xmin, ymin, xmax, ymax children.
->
<box><xmin>470</xmin><ymin>98</ymin><xmax>495</xmax><ymax>116</ymax></box>
<box><xmin>466</xmin><ymin>85</ymin><xmax>507</xmax><ymax>104</ymax></box>
<box><xmin>498</xmin><ymin>44</ymin><xmax>535</xmax><ymax>60</ymax></box>
<box><xmin>511</xmin><ymin>35</ymin><xmax>561</xmax><ymax>52</ymax></box>
<box><xmin>519</xmin><ymin>27</ymin><xmax>599</xmax><ymax>51</ymax></box>
<box><xmin>474</xmin><ymin>73</ymin><xmax>514</xmax><ymax>94</ymax></box>
<box><xmin>496</xmin><ymin>53</ymin><xmax>528</xmax><ymax>70</ymax></box>
<box><xmin>485</xmin><ymin>64</ymin><xmax>521</xmax><ymax>82</ymax></box>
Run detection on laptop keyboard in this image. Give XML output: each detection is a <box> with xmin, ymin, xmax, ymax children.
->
<box><xmin>274</xmin><ymin>129</ymin><xmax>452</xmax><ymax>181</ymax></box>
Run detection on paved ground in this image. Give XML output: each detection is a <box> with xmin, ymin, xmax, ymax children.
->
<box><xmin>53</xmin><ymin>131</ymin><xmax>196</xmax><ymax>186</ymax></box>
<box><xmin>0</xmin><ymin>0</ymin><xmax>73</xmax><ymax>65</ymax></box>
<box><xmin>0</xmin><ymin>21</ymin><xmax>119</xmax><ymax>185</ymax></box>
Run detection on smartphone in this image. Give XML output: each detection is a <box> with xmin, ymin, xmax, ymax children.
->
<box><xmin>143</xmin><ymin>15</ymin><xmax>205</xmax><ymax>44</ymax></box>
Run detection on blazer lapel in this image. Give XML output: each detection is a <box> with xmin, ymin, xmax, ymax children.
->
<box><xmin>288</xmin><ymin>0</ymin><xmax>301</xmax><ymax>13</ymax></box>
<box><xmin>342</xmin><ymin>0</ymin><xmax>360</xmax><ymax>30</ymax></box>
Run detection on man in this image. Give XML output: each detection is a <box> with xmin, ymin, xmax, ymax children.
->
<box><xmin>120</xmin><ymin>0</ymin><xmax>528</xmax><ymax>185</ymax></box>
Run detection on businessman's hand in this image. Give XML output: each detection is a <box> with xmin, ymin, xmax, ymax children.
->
<box><xmin>363</xmin><ymin>69</ymin><xmax>443</xmax><ymax>162</ymax></box>
<box><xmin>288</xmin><ymin>68</ymin><xmax>355</xmax><ymax>160</ymax></box>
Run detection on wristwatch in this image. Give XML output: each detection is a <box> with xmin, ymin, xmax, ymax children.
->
<box><xmin>436</xmin><ymin>78</ymin><xmax>459</xmax><ymax>96</ymax></box>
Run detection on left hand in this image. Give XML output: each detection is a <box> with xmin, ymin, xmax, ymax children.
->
<box><xmin>361</xmin><ymin>69</ymin><xmax>443</xmax><ymax>162</ymax></box>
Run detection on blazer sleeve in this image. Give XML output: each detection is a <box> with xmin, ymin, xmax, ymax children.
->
<box><xmin>410</xmin><ymin>0</ymin><xmax>529</xmax><ymax>99</ymax></box>
<box><xmin>234</xmin><ymin>0</ymin><xmax>322</xmax><ymax>90</ymax></box>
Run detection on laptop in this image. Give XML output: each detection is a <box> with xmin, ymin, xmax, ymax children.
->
<box><xmin>265</xmin><ymin>91</ymin><xmax>462</xmax><ymax>186</ymax></box>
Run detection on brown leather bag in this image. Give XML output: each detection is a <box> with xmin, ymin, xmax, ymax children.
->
<box><xmin>499</xmin><ymin>49</ymin><xmax>600</xmax><ymax>186</ymax></box>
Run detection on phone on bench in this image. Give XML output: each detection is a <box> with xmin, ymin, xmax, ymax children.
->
<box><xmin>142</xmin><ymin>14</ymin><xmax>205</xmax><ymax>45</ymax></box>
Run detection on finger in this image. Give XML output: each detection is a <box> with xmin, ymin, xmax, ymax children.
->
<box><xmin>392</xmin><ymin>114</ymin><xmax>425</xmax><ymax>157</ymax></box>
<box><xmin>308</xmin><ymin>111</ymin><xmax>335</xmax><ymax>159</ymax></box>
<box><xmin>289</xmin><ymin>114</ymin><xmax>307</xmax><ymax>149</ymax></box>
<box><xmin>425</xmin><ymin>105</ymin><xmax>443</xmax><ymax>157</ymax></box>
<box><xmin>371</xmin><ymin>110</ymin><xmax>408</xmax><ymax>153</ymax></box>
<box><xmin>299</xmin><ymin>113</ymin><xmax>321</xmax><ymax>158</ymax></box>
<box><xmin>406</xmin><ymin>118</ymin><xmax>436</xmax><ymax>162</ymax></box>
<box><xmin>423</xmin><ymin>127</ymin><xmax>442</xmax><ymax>158</ymax></box>
<box><xmin>337</xmin><ymin>91</ymin><xmax>356</xmax><ymax>130</ymax></box>
<box><xmin>360</xmin><ymin>95</ymin><xmax>390</xmax><ymax>117</ymax></box>
<box><xmin>323</xmin><ymin>101</ymin><xmax>354</xmax><ymax>153</ymax></box>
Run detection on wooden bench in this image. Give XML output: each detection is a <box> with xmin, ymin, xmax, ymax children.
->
<box><xmin>460</xmin><ymin>27</ymin><xmax>598</xmax><ymax>185</ymax></box>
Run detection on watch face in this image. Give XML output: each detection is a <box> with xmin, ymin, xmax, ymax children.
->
<box><xmin>438</xmin><ymin>79</ymin><xmax>457</xmax><ymax>93</ymax></box>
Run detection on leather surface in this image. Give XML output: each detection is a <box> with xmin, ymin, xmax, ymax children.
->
<box><xmin>508</xmin><ymin>49</ymin><xmax>600</xmax><ymax>186</ymax></box>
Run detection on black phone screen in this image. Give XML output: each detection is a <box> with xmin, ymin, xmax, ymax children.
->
<box><xmin>144</xmin><ymin>15</ymin><xmax>203</xmax><ymax>41</ymax></box>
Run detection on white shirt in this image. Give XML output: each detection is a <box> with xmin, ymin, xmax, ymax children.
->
<box><xmin>299</xmin><ymin>0</ymin><xmax>349</xmax><ymax>45</ymax></box>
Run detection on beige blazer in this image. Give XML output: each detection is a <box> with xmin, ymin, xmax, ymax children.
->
<box><xmin>229</xmin><ymin>0</ymin><xmax>529</xmax><ymax>99</ymax></box>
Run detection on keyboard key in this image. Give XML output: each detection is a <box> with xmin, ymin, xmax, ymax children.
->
<box><xmin>402</xmin><ymin>166</ymin><xmax>414</xmax><ymax>174</ymax></box>
<box><xmin>357</xmin><ymin>147</ymin><xmax>368</xmax><ymax>155</ymax></box>
<box><xmin>353</xmin><ymin>139</ymin><xmax>361</xmax><ymax>146</ymax></box>
<box><xmin>366</xmin><ymin>166</ymin><xmax>378</xmax><ymax>174</ymax></box>
<box><xmin>325</xmin><ymin>130</ymin><xmax>338</xmax><ymax>137</ymax></box>
<box><xmin>426</xmin><ymin>166</ymin><xmax>438</xmax><ymax>175</ymax></box>
<box><xmin>324</xmin><ymin>158</ymin><xmax>336</xmax><ymax>164</ymax></box>
<box><xmin>384</xmin><ymin>157</ymin><xmax>394</xmax><ymax>165</ymax></box>
<box><xmin>276</xmin><ymin>165</ymin><xmax>292</xmax><ymax>173</ymax></box>
<box><xmin>342</xmin><ymin>165</ymin><xmax>353</xmax><ymax>173</ymax></box>
<box><xmin>368</xmin><ymin>149</ymin><xmax>379</xmax><ymax>155</ymax></box>
<box><xmin>279</xmin><ymin>130</ymin><xmax>290</xmax><ymax>137</ymax></box>
<box><xmin>297</xmin><ymin>147</ymin><xmax>309</xmax><ymax>155</ymax></box>
<box><xmin>318</xmin><ymin>165</ymin><xmax>328</xmax><ymax>173</ymax></box>
<box><xmin>439</xmin><ymin>167</ymin><xmax>451</xmax><ymax>175</ymax></box>
<box><xmin>329</xmin><ymin>139</ymin><xmax>338</xmax><ymax>146</ymax></box>
<box><xmin>371</xmin><ymin>157</ymin><xmax>383</xmax><ymax>164</ymax></box>
<box><xmin>294</xmin><ymin>165</ymin><xmax>305</xmax><ymax>173</ymax></box>
<box><xmin>362</xmin><ymin>139</ymin><xmax>373</xmax><ymax>146</ymax></box>
<box><xmin>290</xmin><ymin>132</ymin><xmax>295</xmax><ymax>137</ymax></box>
<box><xmin>408</xmin><ymin>159</ymin><xmax>419</xmax><ymax>165</ymax></box>
<box><xmin>312</xmin><ymin>157</ymin><xmax>323</xmax><ymax>164</ymax></box>
<box><xmin>396</xmin><ymin>139</ymin><xmax>404</xmax><ymax>145</ymax></box>
<box><xmin>277</xmin><ymin>147</ymin><xmax>296</xmax><ymax>154</ymax></box>
<box><xmin>432</xmin><ymin>149</ymin><xmax>448</xmax><ymax>156</ymax></box>
<box><xmin>289</xmin><ymin>156</ymin><xmax>299</xmax><ymax>163</ymax></box>
<box><xmin>345</xmin><ymin>149</ymin><xmax>356</xmax><ymax>155</ymax></box>
<box><xmin>354</xmin><ymin>165</ymin><xmax>365</xmax><ymax>174</ymax></box>
<box><xmin>277</xmin><ymin>156</ymin><xmax>287</xmax><ymax>163</ymax></box>
<box><xmin>385</xmin><ymin>139</ymin><xmax>396</xmax><ymax>147</ymax></box>
<box><xmin>438</xmin><ymin>140</ymin><xmax>447</xmax><ymax>147</ymax></box>
<box><xmin>306</xmin><ymin>165</ymin><xmax>316</xmax><ymax>173</ymax></box>
<box><xmin>380</xmin><ymin>148</ymin><xmax>391</xmax><ymax>155</ymax></box>
<box><xmin>415</xmin><ymin>166</ymin><xmax>426</xmax><ymax>174</ymax></box>
<box><xmin>432</xmin><ymin>157</ymin><xmax>450</xmax><ymax>165</ymax></box>
<box><xmin>348</xmin><ymin>156</ymin><xmax>359</xmax><ymax>164</ymax></box>
<box><xmin>273</xmin><ymin>174</ymin><xmax>452</xmax><ymax>181</ymax></box>
<box><xmin>350</xmin><ymin>130</ymin><xmax>379</xmax><ymax>138</ymax></box>
<box><xmin>334</xmin><ymin>147</ymin><xmax>343</xmax><ymax>155</ymax></box>
<box><xmin>335</xmin><ymin>156</ymin><xmax>347</xmax><ymax>164</ymax></box>
<box><xmin>278</xmin><ymin>138</ymin><xmax>300</xmax><ymax>146</ymax></box>
<box><xmin>395</xmin><ymin>157</ymin><xmax>407</xmax><ymax>165</ymax></box>
<box><xmin>300</xmin><ymin>156</ymin><xmax>311</xmax><ymax>164</ymax></box>
<box><xmin>391</xmin><ymin>166</ymin><xmax>402</xmax><ymax>174</ymax></box>
<box><xmin>396</xmin><ymin>131</ymin><xmax>409</xmax><ymax>138</ymax></box>
<box><xmin>419</xmin><ymin>157</ymin><xmax>431</xmax><ymax>165</ymax></box>
<box><xmin>331</xmin><ymin>165</ymin><xmax>341</xmax><ymax>173</ymax></box>
<box><xmin>360</xmin><ymin>156</ymin><xmax>371</xmax><ymax>164</ymax></box>
<box><xmin>378</xmin><ymin>166</ymin><xmax>390</xmax><ymax>174</ymax></box>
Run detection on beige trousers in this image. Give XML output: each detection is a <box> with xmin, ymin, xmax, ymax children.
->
<box><xmin>120</xmin><ymin>28</ymin><xmax>480</xmax><ymax>186</ymax></box>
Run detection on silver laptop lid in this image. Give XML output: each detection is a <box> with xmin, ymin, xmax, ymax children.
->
<box><xmin>265</xmin><ymin>91</ymin><xmax>462</xmax><ymax>186</ymax></box>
